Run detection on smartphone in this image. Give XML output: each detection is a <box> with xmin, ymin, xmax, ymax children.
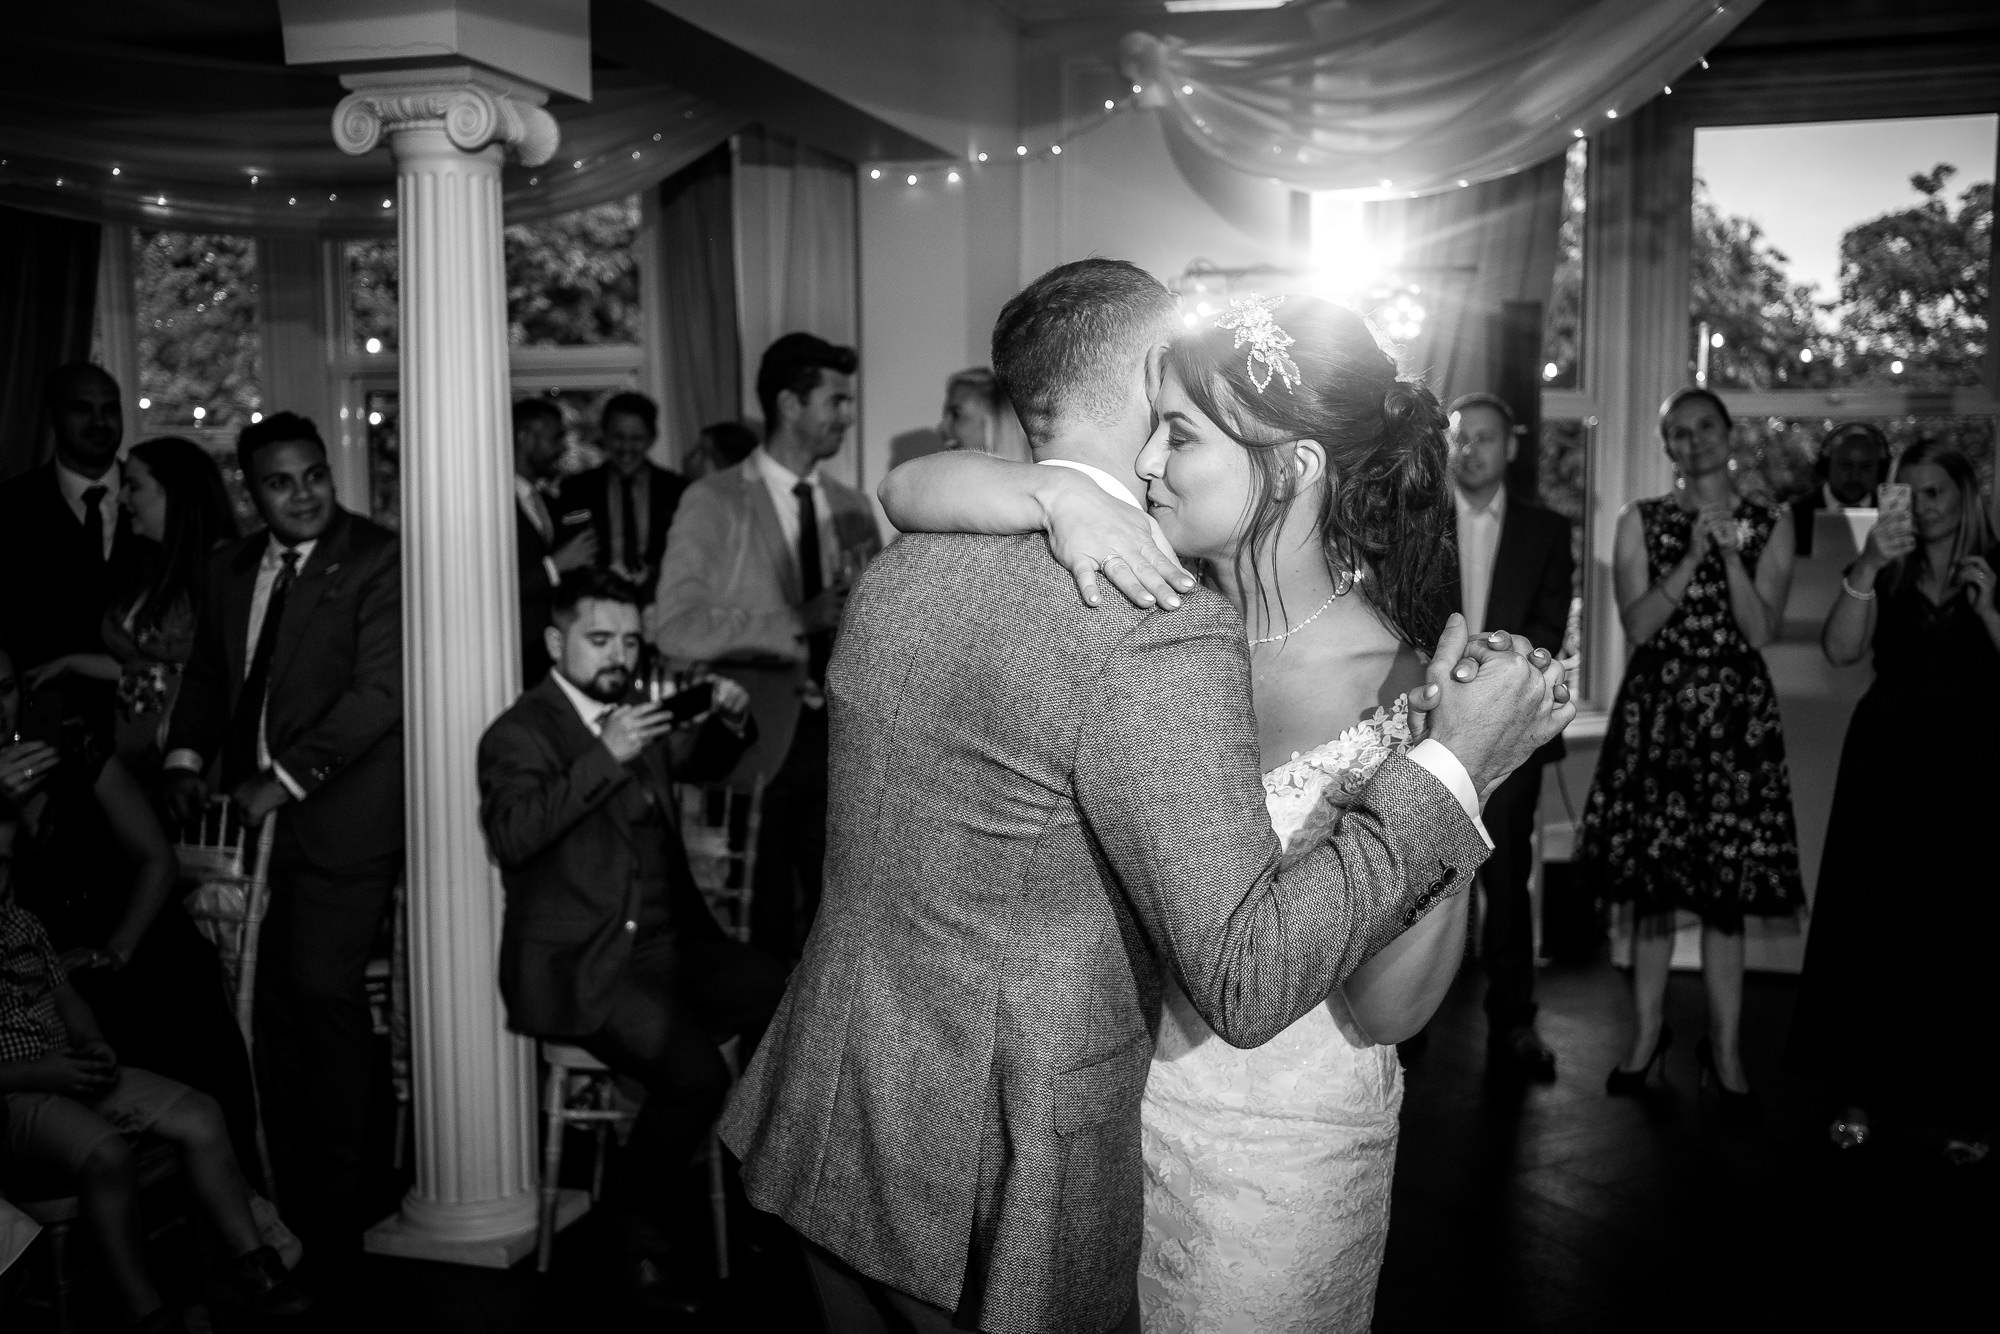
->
<box><xmin>656</xmin><ymin>680</ymin><xmax>714</xmax><ymax>725</ymax></box>
<box><xmin>1878</xmin><ymin>481</ymin><xmax>1912</xmax><ymax>524</ymax></box>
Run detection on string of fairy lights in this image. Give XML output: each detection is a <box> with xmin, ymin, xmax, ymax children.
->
<box><xmin>2</xmin><ymin>39</ymin><xmax>1723</xmax><ymax>218</ymax></box>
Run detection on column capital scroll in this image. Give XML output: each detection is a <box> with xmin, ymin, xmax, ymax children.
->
<box><xmin>334</xmin><ymin>66</ymin><xmax>559</xmax><ymax>166</ymax></box>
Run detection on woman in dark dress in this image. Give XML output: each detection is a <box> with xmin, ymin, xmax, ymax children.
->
<box><xmin>0</xmin><ymin>643</ymin><xmax>261</xmax><ymax>1178</ymax></box>
<box><xmin>1582</xmin><ymin>388</ymin><xmax>1805</xmax><ymax>1119</ymax></box>
<box><xmin>1788</xmin><ymin>440</ymin><xmax>2000</xmax><ymax>1161</ymax></box>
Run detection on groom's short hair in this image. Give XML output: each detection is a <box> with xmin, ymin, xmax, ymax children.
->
<box><xmin>991</xmin><ymin>259</ymin><xmax>1179</xmax><ymax>451</ymax></box>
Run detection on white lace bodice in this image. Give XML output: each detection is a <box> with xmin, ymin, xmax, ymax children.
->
<box><xmin>1138</xmin><ymin>698</ymin><xmax>1414</xmax><ymax>1334</ymax></box>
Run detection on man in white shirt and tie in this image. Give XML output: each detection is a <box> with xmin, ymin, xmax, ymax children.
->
<box><xmin>651</xmin><ymin>333</ymin><xmax>883</xmax><ymax>960</ymax></box>
<box><xmin>0</xmin><ymin>363</ymin><xmax>140</xmax><ymax>730</ymax></box>
<box><xmin>1446</xmin><ymin>392</ymin><xmax>1575</xmax><ymax>1082</ymax></box>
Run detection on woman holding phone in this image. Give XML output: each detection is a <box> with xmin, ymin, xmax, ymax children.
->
<box><xmin>1789</xmin><ymin>439</ymin><xmax>2000</xmax><ymax>1163</ymax></box>
<box><xmin>1581</xmin><ymin>387</ymin><xmax>1804</xmax><ymax>1120</ymax></box>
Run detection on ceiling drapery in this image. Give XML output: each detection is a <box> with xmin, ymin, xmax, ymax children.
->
<box><xmin>1119</xmin><ymin>0</ymin><xmax>1761</xmax><ymax>198</ymax></box>
<box><xmin>0</xmin><ymin>36</ymin><xmax>746</xmax><ymax>236</ymax></box>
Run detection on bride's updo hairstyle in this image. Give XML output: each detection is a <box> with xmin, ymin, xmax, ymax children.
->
<box><xmin>1164</xmin><ymin>296</ymin><xmax>1454</xmax><ymax>647</ymax></box>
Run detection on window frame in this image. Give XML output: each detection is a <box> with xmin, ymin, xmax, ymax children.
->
<box><xmin>1557</xmin><ymin>78</ymin><xmax>2000</xmax><ymax>729</ymax></box>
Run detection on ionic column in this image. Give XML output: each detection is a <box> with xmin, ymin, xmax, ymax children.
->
<box><xmin>332</xmin><ymin>67</ymin><xmax>565</xmax><ymax>1267</ymax></box>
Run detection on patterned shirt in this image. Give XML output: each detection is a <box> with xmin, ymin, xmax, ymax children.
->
<box><xmin>0</xmin><ymin>898</ymin><xmax>70</xmax><ymax>1064</ymax></box>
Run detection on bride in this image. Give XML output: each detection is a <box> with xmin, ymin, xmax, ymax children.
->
<box><xmin>881</xmin><ymin>295</ymin><xmax>1474</xmax><ymax>1332</ymax></box>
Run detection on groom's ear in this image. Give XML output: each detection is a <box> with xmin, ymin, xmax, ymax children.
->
<box><xmin>1144</xmin><ymin>344</ymin><xmax>1167</xmax><ymax>400</ymax></box>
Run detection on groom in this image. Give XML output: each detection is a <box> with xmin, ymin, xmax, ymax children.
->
<box><xmin>722</xmin><ymin>259</ymin><xmax>1571</xmax><ymax>1334</ymax></box>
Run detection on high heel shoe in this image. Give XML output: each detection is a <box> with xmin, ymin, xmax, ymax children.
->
<box><xmin>1605</xmin><ymin>1023</ymin><xmax>1673</xmax><ymax>1095</ymax></box>
<box><xmin>1696</xmin><ymin>1036</ymin><xmax>1762</xmax><ymax>1125</ymax></box>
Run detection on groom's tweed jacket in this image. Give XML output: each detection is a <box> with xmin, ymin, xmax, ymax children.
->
<box><xmin>722</xmin><ymin>532</ymin><xmax>1487</xmax><ymax>1334</ymax></box>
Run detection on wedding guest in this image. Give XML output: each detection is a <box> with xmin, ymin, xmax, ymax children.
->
<box><xmin>0</xmin><ymin>644</ymin><xmax>260</xmax><ymax>1178</ymax></box>
<box><xmin>1582</xmin><ymin>387</ymin><xmax>1804</xmax><ymax>1121</ymax></box>
<box><xmin>479</xmin><ymin>571</ymin><xmax>783</xmax><ymax>1314</ymax></box>
<box><xmin>1443</xmin><ymin>392</ymin><xmax>1573</xmax><ymax>1081</ymax></box>
<box><xmin>26</xmin><ymin>437</ymin><xmax>239</xmax><ymax>770</ymax></box>
<box><xmin>684</xmin><ymin>421</ymin><xmax>758</xmax><ymax>480</ymax></box>
<box><xmin>1788</xmin><ymin>440</ymin><xmax>1999</xmax><ymax>1162</ymax></box>
<box><xmin>161</xmin><ymin>412</ymin><xmax>403</xmax><ymax>1284</ymax></box>
<box><xmin>936</xmin><ymin>367</ymin><xmax>1032</xmax><ymax>463</ymax></box>
<box><xmin>513</xmin><ymin>397</ymin><xmax>596</xmax><ymax>684</ymax></box>
<box><xmin>1791</xmin><ymin>421</ymin><xmax>1890</xmax><ymax>556</ymax></box>
<box><xmin>0</xmin><ymin>364</ymin><xmax>143</xmax><ymax>734</ymax></box>
<box><xmin>0</xmin><ymin>829</ymin><xmax>309</xmax><ymax>1333</ymax></box>
<box><xmin>556</xmin><ymin>393</ymin><xmax>688</xmax><ymax>598</ymax></box>
<box><xmin>651</xmin><ymin>334</ymin><xmax>883</xmax><ymax>959</ymax></box>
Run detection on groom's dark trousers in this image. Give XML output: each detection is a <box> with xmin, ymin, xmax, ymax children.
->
<box><xmin>802</xmin><ymin>1238</ymin><xmax>1139</xmax><ymax>1334</ymax></box>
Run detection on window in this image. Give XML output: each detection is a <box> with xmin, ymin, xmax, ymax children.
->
<box><xmin>1690</xmin><ymin>114</ymin><xmax>1996</xmax><ymax>502</ymax></box>
<box><xmin>505</xmin><ymin>198</ymin><xmax>643</xmax><ymax>347</ymax></box>
<box><xmin>1541</xmin><ymin>140</ymin><xmax>1587</xmax><ymax>391</ymax></box>
<box><xmin>132</xmin><ymin>229</ymin><xmax>262</xmax><ymax>434</ymax></box>
<box><xmin>334</xmin><ymin>198</ymin><xmax>649</xmax><ymax>525</ymax></box>
<box><xmin>341</xmin><ymin>196</ymin><xmax>643</xmax><ymax>357</ymax></box>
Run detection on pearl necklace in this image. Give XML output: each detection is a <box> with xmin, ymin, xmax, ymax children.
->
<box><xmin>1249</xmin><ymin>574</ymin><xmax>1355</xmax><ymax>647</ymax></box>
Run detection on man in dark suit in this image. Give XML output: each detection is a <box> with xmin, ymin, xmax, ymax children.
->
<box><xmin>0</xmin><ymin>363</ymin><xmax>143</xmax><ymax>727</ymax></box>
<box><xmin>160</xmin><ymin>411</ymin><xmax>403</xmax><ymax>1278</ymax></box>
<box><xmin>479</xmin><ymin>570</ymin><xmax>783</xmax><ymax>1313</ymax></box>
<box><xmin>556</xmin><ymin>392</ymin><xmax>688</xmax><ymax>600</ymax></box>
<box><xmin>1444</xmin><ymin>392</ymin><xmax>1575</xmax><ymax>1081</ymax></box>
<box><xmin>1790</xmin><ymin>421</ymin><xmax>1889</xmax><ymax>556</ymax></box>
<box><xmin>513</xmin><ymin>397</ymin><xmax>597</xmax><ymax>684</ymax></box>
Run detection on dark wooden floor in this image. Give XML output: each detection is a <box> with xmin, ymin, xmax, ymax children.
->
<box><xmin>10</xmin><ymin>952</ymin><xmax>1991</xmax><ymax>1332</ymax></box>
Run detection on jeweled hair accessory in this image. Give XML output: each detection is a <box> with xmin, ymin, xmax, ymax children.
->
<box><xmin>1214</xmin><ymin>295</ymin><xmax>1301</xmax><ymax>394</ymax></box>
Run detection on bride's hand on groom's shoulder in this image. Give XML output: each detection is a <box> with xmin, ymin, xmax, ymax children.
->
<box><xmin>1416</xmin><ymin>615</ymin><xmax>1575</xmax><ymax>801</ymax></box>
<box><xmin>1043</xmin><ymin>484</ymin><xmax>1197</xmax><ymax>610</ymax></box>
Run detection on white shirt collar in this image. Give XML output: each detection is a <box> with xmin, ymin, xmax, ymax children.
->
<box><xmin>1036</xmin><ymin>458</ymin><xmax>1142</xmax><ymax>509</ymax></box>
<box><xmin>56</xmin><ymin>457</ymin><xmax>120</xmax><ymax>510</ymax></box>
<box><xmin>549</xmin><ymin>668</ymin><xmax>613</xmax><ymax>735</ymax></box>
<box><xmin>753</xmin><ymin>444</ymin><xmax>818</xmax><ymax>490</ymax></box>
<box><xmin>261</xmin><ymin>534</ymin><xmax>318</xmax><ymax>569</ymax></box>
<box><xmin>1454</xmin><ymin>483</ymin><xmax>1507</xmax><ymax>523</ymax></box>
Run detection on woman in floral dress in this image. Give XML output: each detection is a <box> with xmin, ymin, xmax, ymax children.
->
<box><xmin>1582</xmin><ymin>388</ymin><xmax>1804</xmax><ymax>1119</ymax></box>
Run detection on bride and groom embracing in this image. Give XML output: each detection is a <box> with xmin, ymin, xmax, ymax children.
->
<box><xmin>721</xmin><ymin>258</ymin><xmax>1572</xmax><ymax>1334</ymax></box>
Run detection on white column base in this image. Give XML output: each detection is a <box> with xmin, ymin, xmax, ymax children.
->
<box><xmin>363</xmin><ymin>1188</ymin><xmax>589</xmax><ymax>1269</ymax></box>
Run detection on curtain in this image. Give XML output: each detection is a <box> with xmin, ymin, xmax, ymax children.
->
<box><xmin>1364</xmin><ymin>154</ymin><xmax>1567</xmax><ymax>404</ymax></box>
<box><xmin>733</xmin><ymin>129</ymin><xmax>859</xmax><ymax>444</ymax></box>
<box><xmin>657</xmin><ymin>145</ymin><xmax>743</xmax><ymax>467</ymax></box>
<box><xmin>0</xmin><ymin>49</ymin><xmax>744</xmax><ymax>239</ymax></box>
<box><xmin>1119</xmin><ymin>0</ymin><xmax>1759</xmax><ymax>197</ymax></box>
<box><xmin>0</xmin><ymin>205</ymin><xmax>101</xmax><ymax>483</ymax></box>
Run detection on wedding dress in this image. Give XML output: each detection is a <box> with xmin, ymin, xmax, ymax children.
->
<box><xmin>1137</xmin><ymin>701</ymin><xmax>1412</xmax><ymax>1333</ymax></box>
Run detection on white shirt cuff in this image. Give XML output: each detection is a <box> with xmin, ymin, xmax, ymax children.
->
<box><xmin>271</xmin><ymin>762</ymin><xmax>307</xmax><ymax>802</ymax></box>
<box><xmin>1408</xmin><ymin>738</ymin><xmax>1494</xmax><ymax>850</ymax></box>
<box><xmin>164</xmin><ymin>748</ymin><xmax>203</xmax><ymax>774</ymax></box>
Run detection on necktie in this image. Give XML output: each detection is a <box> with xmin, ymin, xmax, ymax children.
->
<box><xmin>794</xmin><ymin>481</ymin><xmax>829</xmax><ymax>683</ymax></box>
<box><xmin>620</xmin><ymin>473</ymin><xmax>643</xmax><ymax>574</ymax></box>
<box><xmin>224</xmin><ymin>549</ymin><xmax>299</xmax><ymax>785</ymax></box>
<box><xmin>81</xmin><ymin>485</ymin><xmax>108</xmax><ymax>564</ymax></box>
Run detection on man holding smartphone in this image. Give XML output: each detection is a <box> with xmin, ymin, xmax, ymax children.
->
<box><xmin>477</xmin><ymin>570</ymin><xmax>784</xmax><ymax>1316</ymax></box>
